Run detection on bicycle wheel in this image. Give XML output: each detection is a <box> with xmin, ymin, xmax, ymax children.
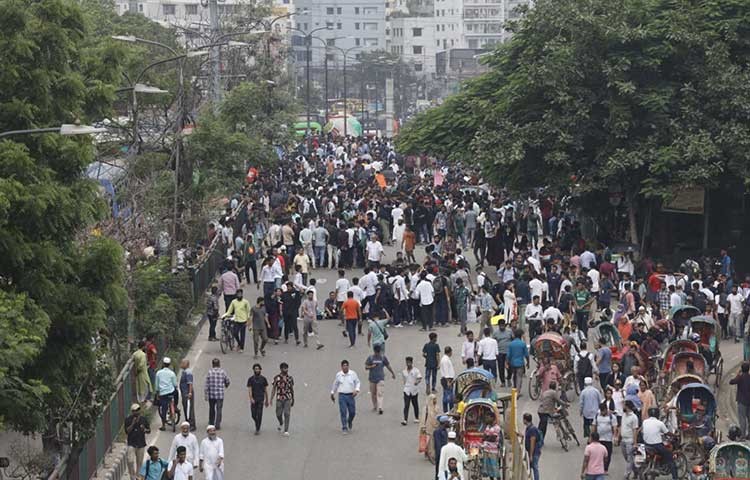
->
<box><xmin>564</xmin><ymin>418</ymin><xmax>580</xmax><ymax>446</ymax></box>
<box><xmin>674</xmin><ymin>451</ymin><xmax>688</xmax><ymax>479</ymax></box>
<box><xmin>682</xmin><ymin>441</ymin><xmax>703</xmax><ymax>465</ymax></box>
<box><xmin>554</xmin><ymin>422</ymin><xmax>568</xmax><ymax>451</ymax></box>
<box><xmin>528</xmin><ymin>374</ymin><xmax>540</xmax><ymax>401</ymax></box>
<box><xmin>220</xmin><ymin>330</ymin><xmax>229</xmax><ymax>354</ymax></box>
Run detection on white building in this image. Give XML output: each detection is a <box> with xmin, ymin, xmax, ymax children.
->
<box><xmin>389</xmin><ymin>16</ymin><xmax>437</xmax><ymax>74</ymax></box>
<box><xmin>433</xmin><ymin>0</ymin><xmax>463</xmax><ymax>52</ymax></box>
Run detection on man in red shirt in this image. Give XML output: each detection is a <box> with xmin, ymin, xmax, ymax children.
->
<box><xmin>145</xmin><ymin>333</ymin><xmax>158</xmax><ymax>400</ymax></box>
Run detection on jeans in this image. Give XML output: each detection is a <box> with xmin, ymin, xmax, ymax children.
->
<box><xmin>250</xmin><ymin>398</ymin><xmax>264</xmax><ymax>432</ymax></box>
<box><xmin>457</xmin><ymin>306</ymin><xmax>468</xmax><ymax>333</ymax></box>
<box><xmin>393</xmin><ymin>301</ymin><xmax>406</xmax><ymax>326</ymax></box>
<box><xmin>530</xmin><ymin>452</ymin><xmax>540</xmax><ymax>480</ymax></box>
<box><xmin>509</xmin><ymin>365</ymin><xmax>524</xmax><ymax>390</ymax></box>
<box><xmin>646</xmin><ymin>443</ymin><xmax>678</xmax><ymax>480</ymax></box>
<box><xmin>425</xmin><ymin>367</ymin><xmax>438</xmax><ymax>393</ymax></box>
<box><xmin>208</xmin><ymin>398</ymin><xmax>223</xmax><ymax>429</ymax></box>
<box><xmin>232</xmin><ymin>321</ymin><xmax>246</xmax><ymax>350</ymax></box>
<box><xmin>263</xmin><ymin>281</ymin><xmax>275</xmax><ymax>303</ymax></box>
<box><xmin>244</xmin><ymin>262</ymin><xmax>257</xmax><ymax>284</ymax></box>
<box><xmin>496</xmin><ymin>353</ymin><xmax>507</xmax><ymax>384</ymax></box>
<box><xmin>208</xmin><ymin>314</ymin><xmax>218</xmax><ymax>340</ymax></box>
<box><xmin>420</xmin><ymin>303</ymin><xmax>434</xmax><ymax>330</ymax></box>
<box><xmin>585</xmin><ymin>476</ymin><xmax>606</xmax><ymax>480</ymax></box>
<box><xmin>276</xmin><ymin>398</ymin><xmax>292</xmax><ymax>433</ymax></box>
<box><xmin>181</xmin><ymin>392</ymin><xmax>195</xmax><ymax>429</ymax></box>
<box><xmin>284</xmin><ymin>316</ymin><xmax>299</xmax><ymax>343</ymax></box>
<box><xmin>583</xmin><ymin>417</ymin><xmax>593</xmax><ymax>437</ymax></box>
<box><xmin>338</xmin><ymin>393</ymin><xmax>356</xmax><ymax>430</ymax></box>
<box><xmin>223</xmin><ymin>293</ymin><xmax>235</xmax><ymax>311</ymax></box>
<box><xmin>622</xmin><ymin>442</ymin><xmax>636</xmax><ymax>478</ymax></box>
<box><xmin>599</xmin><ymin>372</ymin><xmax>611</xmax><ymax>391</ymax></box>
<box><xmin>302</xmin><ymin>318</ymin><xmax>321</xmax><ymax>347</ymax></box>
<box><xmin>739</xmin><ymin>403</ymin><xmax>750</xmax><ymax>438</ymax></box>
<box><xmin>482</xmin><ymin>359</ymin><xmax>498</xmax><ymax>380</ymax></box>
<box><xmin>345</xmin><ymin>319</ymin><xmax>358</xmax><ymax>346</ymax></box>
<box><xmin>314</xmin><ymin>245</ymin><xmax>326</xmax><ymax>268</ymax></box>
<box><xmin>440</xmin><ymin>377</ymin><xmax>454</xmax><ymax>412</ymax></box>
<box><xmin>601</xmin><ymin>440</ymin><xmax>613</xmax><ymax>471</ymax></box>
<box><xmin>538</xmin><ymin>413</ymin><xmax>550</xmax><ymax>439</ymax></box>
<box><xmin>157</xmin><ymin>390</ymin><xmax>178</xmax><ymax>424</ymax></box>
<box><xmin>403</xmin><ymin>393</ymin><xmax>419</xmax><ymax>421</ymax></box>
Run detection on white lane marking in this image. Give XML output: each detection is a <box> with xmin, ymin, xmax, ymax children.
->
<box><xmin>149</xmin><ymin>430</ymin><xmax>160</xmax><ymax>446</ymax></box>
<box><xmin>194</xmin><ymin>348</ymin><xmax>203</xmax><ymax>365</ymax></box>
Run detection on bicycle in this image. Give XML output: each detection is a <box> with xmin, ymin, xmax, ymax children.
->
<box><xmin>157</xmin><ymin>391</ymin><xmax>181</xmax><ymax>432</ymax></box>
<box><xmin>220</xmin><ymin>316</ymin><xmax>235</xmax><ymax>354</ymax></box>
<box><xmin>550</xmin><ymin>407</ymin><xmax>580</xmax><ymax>452</ymax></box>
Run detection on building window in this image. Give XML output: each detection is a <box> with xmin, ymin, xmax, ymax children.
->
<box><xmin>355</xmin><ymin>38</ymin><xmax>361</xmax><ymax>46</ymax></box>
<box><xmin>436</xmin><ymin>40</ymin><xmax>440</xmax><ymax>46</ymax></box>
<box><xmin>326</xmin><ymin>7</ymin><xmax>334</xmax><ymax>14</ymax></box>
<box><xmin>412</xmin><ymin>27</ymin><xmax>422</xmax><ymax>36</ymax></box>
<box><xmin>162</xmin><ymin>4</ymin><xmax>175</xmax><ymax>15</ymax></box>
<box><xmin>363</xmin><ymin>37</ymin><xmax>378</xmax><ymax>46</ymax></box>
<box><xmin>415</xmin><ymin>63</ymin><xmax>423</xmax><ymax>71</ymax></box>
<box><xmin>362</xmin><ymin>6</ymin><xmax>377</xmax><ymax>14</ymax></box>
<box><xmin>326</xmin><ymin>53</ymin><xmax>335</xmax><ymax>61</ymax></box>
<box><xmin>327</xmin><ymin>38</ymin><xmax>336</xmax><ymax>46</ymax></box>
<box><xmin>355</xmin><ymin>7</ymin><xmax>360</xmax><ymax>13</ymax></box>
<box><xmin>185</xmin><ymin>4</ymin><xmax>198</xmax><ymax>14</ymax></box>
<box><xmin>337</xmin><ymin>7</ymin><xmax>342</xmax><ymax>13</ymax></box>
<box><xmin>413</xmin><ymin>45</ymin><xmax>423</xmax><ymax>54</ymax></box>
<box><xmin>337</xmin><ymin>22</ymin><xmax>342</xmax><ymax>29</ymax></box>
<box><xmin>355</xmin><ymin>22</ymin><xmax>360</xmax><ymax>29</ymax></box>
<box><xmin>139</xmin><ymin>3</ymin><xmax>143</xmax><ymax>11</ymax></box>
<box><xmin>363</xmin><ymin>22</ymin><xmax>378</xmax><ymax>31</ymax></box>
<box><xmin>326</xmin><ymin>21</ymin><xmax>334</xmax><ymax>28</ymax></box>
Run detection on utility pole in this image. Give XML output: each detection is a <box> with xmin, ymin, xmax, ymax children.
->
<box><xmin>324</xmin><ymin>53</ymin><xmax>329</xmax><ymax>125</ymax></box>
<box><xmin>209</xmin><ymin>0</ymin><xmax>221</xmax><ymax>108</ymax></box>
<box><xmin>343</xmin><ymin>53</ymin><xmax>348</xmax><ymax>137</ymax></box>
<box><xmin>305</xmin><ymin>35</ymin><xmax>311</xmax><ymax>143</ymax></box>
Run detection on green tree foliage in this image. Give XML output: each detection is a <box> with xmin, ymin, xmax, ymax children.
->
<box><xmin>0</xmin><ymin>0</ymin><xmax>126</xmax><ymax>444</ymax></box>
<box><xmin>398</xmin><ymin>0</ymin><xmax>750</xmax><ymax>220</ymax></box>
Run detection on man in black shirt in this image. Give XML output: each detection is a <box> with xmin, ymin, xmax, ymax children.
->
<box><xmin>125</xmin><ymin>403</ymin><xmax>150</xmax><ymax>478</ymax></box>
<box><xmin>247</xmin><ymin>364</ymin><xmax>269</xmax><ymax>435</ymax></box>
<box><xmin>730</xmin><ymin>362</ymin><xmax>750</xmax><ymax>438</ymax></box>
<box><xmin>281</xmin><ymin>283</ymin><xmax>302</xmax><ymax>345</ymax></box>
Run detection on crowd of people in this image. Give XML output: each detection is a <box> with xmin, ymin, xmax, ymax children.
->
<box><xmin>127</xmin><ymin>134</ymin><xmax>748</xmax><ymax>480</ymax></box>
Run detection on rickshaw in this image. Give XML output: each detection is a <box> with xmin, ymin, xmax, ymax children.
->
<box><xmin>663</xmin><ymin>339</ymin><xmax>700</xmax><ymax>372</ymax></box>
<box><xmin>594</xmin><ymin>321</ymin><xmax>622</xmax><ymax>357</ymax></box>
<box><xmin>454</xmin><ymin>368</ymin><xmax>497</xmax><ymax>401</ymax></box>
<box><xmin>656</xmin><ymin>351</ymin><xmax>709</xmax><ymax>401</ymax></box>
<box><xmin>672</xmin><ymin>305</ymin><xmax>702</xmax><ymax>328</ymax></box>
<box><xmin>458</xmin><ymin>398</ymin><xmax>504</xmax><ymax>480</ymax></box>
<box><xmin>528</xmin><ymin>332</ymin><xmax>574</xmax><ymax>400</ymax></box>
<box><xmin>691</xmin><ymin>315</ymin><xmax>723</xmax><ymax>388</ymax></box>
<box><xmin>667</xmin><ymin>383</ymin><xmax>718</xmax><ymax>465</ymax></box>
<box><xmin>698</xmin><ymin>442</ymin><xmax>750</xmax><ymax>479</ymax></box>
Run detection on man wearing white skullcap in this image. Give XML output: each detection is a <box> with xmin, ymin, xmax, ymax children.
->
<box><xmin>200</xmin><ymin>426</ymin><xmax>224</xmax><ymax>480</ymax></box>
<box><xmin>168</xmin><ymin>421</ymin><xmax>199</xmax><ymax>469</ymax></box>
<box><xmin>579</xmin><ymin>376</ymin><xmax>604</xmax><ymax>438</ymax></box>
<box><xmin>437</xmin><ymin>430</ymin><xmax>468</xmax><ymax>480</ymax></box>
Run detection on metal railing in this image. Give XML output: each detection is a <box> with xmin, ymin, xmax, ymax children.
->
<box><xmin>189</xmin><ymin>199</ymin><xmax>248</xmax><ymax>301</ymax></box>
<box><xmin>47</xmin><ymin>358</ymin><xmax>135</xmax><ymax>480</ymax></box>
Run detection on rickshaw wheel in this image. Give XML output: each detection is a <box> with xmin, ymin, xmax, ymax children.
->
<box><xmin>674</xmin><ymin>451</ymin><xmax>688</xmax><ymax>479</ymax></box>
<box><xmin>528</xmin><ymin>373</ymin><xmax>540</xmax><ymax>401</ymax></box>
<box><xmin>683</xmin><ymin>441</ymin><xmax>703</xmax><ymax>465</ymax></box>
<box><xmin>574</xmin><ymin>377</ymin><xmax>581</xmax><ymax>396</ymax></box>
<box><xmin>714</xmin><ymin>358</ymin><xmax>724</xmax><ymax>388</ymax></box>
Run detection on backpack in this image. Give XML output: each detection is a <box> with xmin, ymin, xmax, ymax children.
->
<box><xmin>145</xmin><ymin>459</ymin><xmax>169</xmax><ymax>480</ymax></box>
<box><xmin>693</xmin><ymin>291</ymin><xmax>708</xmax><ymax>312</ymax></box>
<box><xmin>577</xmin><ymin>352</ymin><xmax>593</xmax><ymax>378</ymax></box>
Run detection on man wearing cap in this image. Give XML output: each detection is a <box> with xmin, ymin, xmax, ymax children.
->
<box><xmin>168</xmin><ymin>422</ymin><xmax>199</xmax><ymax>471</ymax></box>
<box><xmin>199</xmin><ymin>426</ymin><xmax>224</xmax><ymax>480</ymax></box>
<box><xmin>155</xmin><ymin>357</ymin><xmax>178</xmax><ymax>431</ymax></box>
<box><xmin>125</xmin><ymin>403</ymin><xmax>149</xmax><ymax>479</ymax></box>
<box><xmin>437</xmin><ymin>431</ymin><xmax>468</xmax><ymax>480</ymax></box>
<box><xmin>579</xmin><ymin>376</ymin><xmax>604</xmax><ymax>438</ymax></box>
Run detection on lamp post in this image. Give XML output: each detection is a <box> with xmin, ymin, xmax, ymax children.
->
<box><xmin>322</xmin><ymin>45</ymin><xmax>361</xmax><ymax>137</ymax></box>
<box><xmin>0</xmin><ymin>124</ymin><xmax>106</xmax><ymax>139</ymax></box>
<box><xmin>290</xmin><ymin>26</ymin><xmax>333</xmax><ymax>145</ymax></box>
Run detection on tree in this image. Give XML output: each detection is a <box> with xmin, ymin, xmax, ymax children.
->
<box><xmin>0</xmin><ymin>0</ymin><xmax>126</xmax><ymax>451</ymax></box>
<box><xmin>398</xmin><ymin>0</ymin><xmax>750</xmax><ymax>244</ymax></box>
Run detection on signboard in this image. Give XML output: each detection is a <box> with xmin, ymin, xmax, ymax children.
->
<box><xmin>662</xmin><ymin>187</ymin><xmax>705</xmax><ymax>215</ymax></box>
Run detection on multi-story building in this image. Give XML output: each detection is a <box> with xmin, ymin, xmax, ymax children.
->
<box><xmin>389</xmin><ymin>17</ymin><xmax>437</xmax><ymax>74</ymax></box>
<box><xmin>433</xmin><ymin>0</ymin><xmax>463</xmax><ymax>52</ymax></box>
<box><xmin>290</xmin><ymin>0</ymin><xmax>386</xmax><ymax>65</ymax></box>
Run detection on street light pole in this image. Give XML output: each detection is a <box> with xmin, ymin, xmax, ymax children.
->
<box><xmin>290</xmin><ymin>26</ymin><xmax>332</xmax><ymax>148</ymax></box>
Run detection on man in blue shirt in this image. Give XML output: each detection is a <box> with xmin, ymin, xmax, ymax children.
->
<box><xmin>507</xmin><ymin>329</ymin><xmax>529</xmax><ymax>394</ymax></box>
<box><xmin>137</xmin><ymin>446</ymin><xmax>168</xmax><ymax>480</ymax></box>
<box><xmin>579</xmin><ymin>376</ymin><xmax>604</xmax><ymax>438</ymax></box>
<box><xmin>596</xmin><ymin>340</ymin><xmax>612</xmax><ymax>390</ymax></box>
<box><xmin>155</xmin><ymin>357</ymin><xmax>178</xmax><ymax>431</ymax></box>
<box><xmin>523</xmin><ymin>412</ymin><xmax>543</xmax><ymax>480</ymax></box>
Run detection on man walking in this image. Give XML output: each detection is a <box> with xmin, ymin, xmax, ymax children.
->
<box><xmin>271</xmin><ymin>362</ymin><xmax>294</xmax><ymax>436</ymax></box>
<box><xmin>222</xmin><ymin>289</ymin><xmax>250</xmax><ymax>353</ymax></box>
<box><xmin>125</xmin><ymin>403</ymin><xmax>149</xmax><ymax>480</ymax></box>
<box><xmin>507</xmin><ymin>329</ymin><xmax>529</xmax><ymax>393</ymax></box>
<box><xmin>331</xmin><ymin>359</ymin><xmax>361</xmax><ymax>433</ymax></box>
<box><xmin>478</xmin><ymin>327</ymin><xmax>499</xmax><ymax>379</ymax></box>
<box><xmin>137</xmin><ymin>446</ymin><xmax>168</xmax><ymax>480</ymax></box>
<box><xmin>300</xmin><ymin>290</ymin><xmax>325</xmax><ymax>349</ymax></box>
<box><xmin>493</xmin><ymin>321</ymin><xmax>512</xmax><ymax>387</ymax></box>
<box><xmin>422</xmin><ymin>332</ymin><xmax>441</xmax><ymax>394</ymax></box>
<box><xmin>523</xmin><ymin>412</ymin><xmax>543</xmax><ymax>480</ymax></box>
<box><xmin>249</xmin><ymin>297</ymin><xmax>270</xmax><ymax>358</ymax></box>
<box><xmin>580</xmin><ymin>432</ymin><xmax>608</xmax><ymax>480</ymax></box>
<box><xmin>730</xmin><ymin>361</ymin><xmax>750</xmax><ymax>438</ymax></box>
<box><xmin>440</xmin><ymin>346</ymin><xmax>456</xmax><ymax>412</ymax></box>
<box><xmin>178</xmin><ymin>359</ymin><xmax>195</xmax><ymax>431</ymax></box>
<box><xmin>247</xmin><ymin>364</ymin><xmax>269</xmax><ymax>435</ymax></box>
<box><xmin>619</xmin><ymin>400</ymin><xmax>640</xmax><ymax>480</ymax></box>
<box><xmin>365</xmin><ymin>344</ymin><xmax>396</xmax><ymax>414</ymax></box>
<box><xmin>401</xmin><ymin>356</ymin><xmax>422</xmax><ymax>425</ymax></box>
<box><xmin>168</xmin><ymin>422</ymin><xmax>199</xmax><ymax>471</ymax></box>
<box><xmin>167</xmin><ymin>446</ymin><xmax>193</xmax><ymax>480</ymax></box>
<box><xmin>155</xmin><ymin>357</ymin><xmax>178</xmax><ymax>431</ymax></box>
<box><xmin>342</xmin><ymin>291</ymin><xmax>362</xmax><ymax>347</ymax></box>
<box><xmin>204</xmin><ymin>358</ymin><xmax>230</xmax><ymax>430</ymax></box>
<box><xmin>591</xmin><ymin>401</ymin><xmax>618</xmax><ymax>472</ymax></box>
<box><xmin>218</xmin><ymin>268</ymin><xmax>240</xmax><ymax>310</ymax></box>
<box><xmin>437</xmin><ymin>431</ymin><xmax>468</xmax><ymax>480</ymax></box>
<box><xmin>579</xmin><ymin>377</ymin><xmax>604</xmax><ymax>437</ymax></box>
<box><xmin>199</xmin><ymin>426</ymin><xmax>224</xmax><ymax>480</ymax></box>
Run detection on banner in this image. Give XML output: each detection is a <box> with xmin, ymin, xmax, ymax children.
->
<box><xmin>662</xmin><ymin>187</ymin><xmax>705</xmax><ymax>215</ymax></box>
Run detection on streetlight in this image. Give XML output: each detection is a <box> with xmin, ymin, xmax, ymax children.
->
<box><xmin>289</xmin><ymin>25</ymin><xmax>333</xmax><ymax>144</ymax></box>
<box><xmin>0</xmin><ymin>123</ymin><xmax>106</xmax><ymax>139</ymax></box>
<box><xmin>323</xmin><ymin>44</ymin><xmax>361</xmax><ymax>137</ymax></box>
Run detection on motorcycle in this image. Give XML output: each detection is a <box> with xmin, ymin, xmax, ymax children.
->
<box><xmin>634</xmin><ymin>433</ymin><xmax>689</xmax><ymax>480</ymax></box>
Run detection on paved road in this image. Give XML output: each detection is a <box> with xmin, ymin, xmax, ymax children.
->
<box><xmin>151</xmin><ymin>244</ymin><xmax>741</xmax><ymax>479</ymax></box>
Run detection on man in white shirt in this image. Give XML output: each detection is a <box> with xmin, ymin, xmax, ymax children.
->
<box><xmin>168</xmin><ymin>446</ymin><xmax>194</xmax><ymax>480</ymax></box>
<box><xmin>642</xmin><ymin>408</ymin><xmax>678</xmax><ymax>480</ymax></box>
<box><xmin>727</xmin><ymin>285</ymin><xmax>745</xmax><ymax>340</ymax></box>
<box><xmin>587</xmin><ymin>267</ymin><xmax>601</xmax><ymax>294</ymax></box>
<box><xmin>390</xmin><ymin>270</ymin><xmax>409</xmax><ymax>327</ymax></box>
<box><xmin>335</xmin><ymin>270</ymin><xmax>350</xmax><ymax>313</ymax></box>
<box><xmin>477</xmin><ymin>327</ymin><xmax>499</xmax><ymax>379</ymax></box>
<box><xmin>330</xmin><ymin>360</ymin><xmax>361</xmax><ymax>434</ymax></box>
<box><xmin>168</xmin><ymin>423</ymin><xmax>199</xmax><ymax>469</ymax></box>
<box><xmin>438</xmin><ymin>431</ymin><xmax>468</xmax><ymax>480</ymax></box>
<box><xmin>366</xmin><ymin>235</ymin><xmax>385</xmax><ymax>269</ymax></box>
<box><xmin>543</xmin><ymin>305</ymin><xmax>564</xmax><ymax>325</ymax></box>
<box><xmin>580</xmin><ymin>249</ymin><xmax>596</xmax><ymax>270</ymax></box>
<box><xmin>415</xmin><ymin>272</ymin><xmax>436</xmax><ymax>331</ymax></box>
<box><xmin>401</xmin><ymin>356</ymin><xmax>423</xmax><ymax>425</ymax></box>
<box><xmin>525</xmin><ymin>296</ymin><xmax>544</xmax><ymax>339</ymax></box>
<box><xmin>461</xmin><ymin>331</ymin><xmax>477</xmax><ymax>366</ymax></box>
<box><xmin>439</xmin><ymin>347</ymin><xmax>456</xmax><ymax>412</ymax></box>
<box><xmin>619</xmin><ymin>400</ymin><xmax>640</xmax><ymax>480</ymax></box>
<box><xmin>529</xmin><ymin>275</ymin><xmax>544</xmax><ymax>304</ymax></box>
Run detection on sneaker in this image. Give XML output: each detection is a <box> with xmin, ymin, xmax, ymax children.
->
<box><xmin>296</xmin><ymin>341</ymin><xmax>301</xmax><ymax>346</ymax></box>
<box><xmin>401</xmin><ymin>420</ymin><xmax>408</xmax><ymax>426</ymax></box>
<box><xmin>303</xmin><ymin>344</ymin><xmax>308</xmax><ymax>348</ymax></box>
<box><xmin>277</xmin><ymin>425</ymin><xmax>282</xmax><ymax>432</ymax></box>
<box><xmin>348</xmin><ymin>420</ymin><xmax>353</xmax><ymax>430</ymax></box>
<box><xmin>378</xmin><ymin>409</ymin><xmax>383</xmax><ymax>415</ymax></box>
<box><xmin>283</xmin><ymin>431</ymin><xmax>290</xmax><ymax>436</ymax></box>
<box><xmin>254</xmin><ymin>430</ymin><xmax>260</xmax><ymax>436</ymax></box>
<box><xmin>413</xmin><ymin>419</ymin><xmax>420</xmax><ymax>424</ymax></box>
<box><xmin>317</xmin><ymin>344</ymin><xmax>325</xmax><ymax>350</ymax></box>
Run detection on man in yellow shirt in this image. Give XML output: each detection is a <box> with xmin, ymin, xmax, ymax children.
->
<box><xmin>223</xmin><ymin>289</ymin><xmax>250</xmax><ymax>353</ymax></box>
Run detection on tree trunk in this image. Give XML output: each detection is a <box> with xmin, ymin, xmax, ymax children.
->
<box><xmin>626</xmin><ymin>191</ymin><xmax>639</xmax><ymax>246</ymax></box>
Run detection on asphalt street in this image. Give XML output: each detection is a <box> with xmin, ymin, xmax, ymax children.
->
<box><xmin>150</xmin><ymin>243</ymin><xmax>741</xmax><ymax>480</ymax></box>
